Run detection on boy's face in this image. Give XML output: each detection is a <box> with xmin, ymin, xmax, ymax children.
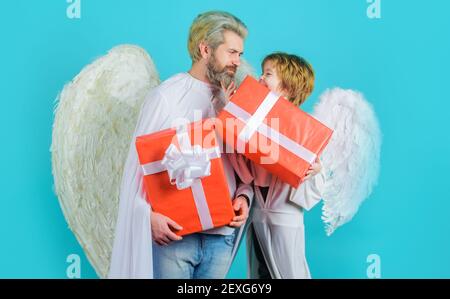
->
<box><xmin>260</xmin><ymin>61</ymin><xmax>288</xmax><ymax>97</ymax></box>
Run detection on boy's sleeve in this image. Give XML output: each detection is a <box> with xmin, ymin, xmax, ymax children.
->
<box><xmin>288</xmin><ymin>167</ymin><xmax>325</xmax><ymax>211</ymax></box>
<box><xmin>227</xmin><ymin>153</ymin><xmax>254</xmax><ymax>202</ymax></box>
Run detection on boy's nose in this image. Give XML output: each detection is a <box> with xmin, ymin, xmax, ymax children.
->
<box><xmin>259</xmin><ymin>77</ymin><xmax>267</xmax><ymax>86</ymax></box>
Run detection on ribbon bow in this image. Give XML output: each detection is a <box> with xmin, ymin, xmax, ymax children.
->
<box><xmin>161</xmin><ymin>143</ymin><xmax>212</xmax><ymax>190</ymax></box>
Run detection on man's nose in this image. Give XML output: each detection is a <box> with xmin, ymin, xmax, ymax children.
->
<box><xmin>233</xmin><ymin>56</ymin><xmax>241</xmax><ymax>67</ymax></box>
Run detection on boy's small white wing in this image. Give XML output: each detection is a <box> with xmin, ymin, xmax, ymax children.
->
<box><xmin>312</xmin><ymin>88</ymin><xmax>382</xmax><ymax>236</ymax></box>
<box><xmin>236</xmin><ymin>58</ymin><xmax>257</xmax><ymax>86</ymax></box>
<box><xmin>51</xmin><ymin>44</ymin><xmax>160</xmax><ymax>277</ymax></box>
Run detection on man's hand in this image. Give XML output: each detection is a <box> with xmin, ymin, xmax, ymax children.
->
<box><xmin>229</xmin><ymin>195</ymin><xmax>249</xmax><ymax>227</ymax></box>
<box><xmin>304</xmin><ymin>159</ymin><xmax>322</xmax><ymax>181</ymax></box>
<box><xmin>151</xmin><ymin>211</ymin><xmax>183</xmax><ymax>246</ymax></box>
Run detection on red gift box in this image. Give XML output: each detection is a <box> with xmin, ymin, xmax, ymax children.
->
<box><xmin>216</xmin><ymin>76</ymin><xmax>333</xmax><ymax>188</ymax></box>
<box><xmin>135</xmin><ymin>120</ymin><xmax>234</xmax><ymax>236</ymax></box>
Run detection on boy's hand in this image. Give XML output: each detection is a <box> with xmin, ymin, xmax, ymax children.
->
<box><xmin>304</xmin><ymin>159</ymin><xmax>322</xmax><ymax>181</ymax></box>
<box><xmin>221</xmin><ymin>81</ymin><xmax>236</xmax><ymax>103</ymax></box>
<box><xmin>151</xmin><ymin>211</ymin><xmax>183</xmax><ymax>246</ymax></box>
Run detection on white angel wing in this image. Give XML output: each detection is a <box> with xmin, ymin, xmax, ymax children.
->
<box><xmin>236</xmin><ymin>58</ymin><xmax>257</xmax><ymax>86</ymax></box>
<box><xmin>312</xmin><ymin>88</ymin><xmax>382</xmax><ymax>236</ymax></box>
<box><xmin>51</xmin><ymin>44</ymin><xmax>160</xmax><ymax>277</ymax></box>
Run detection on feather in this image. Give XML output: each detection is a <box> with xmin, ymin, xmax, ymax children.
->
<box><xmin>51</xmin><ymin>44</ymin><xmax>160</xmax><ymax>277</ymax></box>
<box><xmin>312</xmin><ymin>88</ymin><xmax>382</xmax><ymax>236</ymax></box>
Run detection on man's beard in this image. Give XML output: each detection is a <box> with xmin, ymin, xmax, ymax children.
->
<box><xmin>206</xmin><ymin>53</ymin><xmax>237</xmax><ymax>90</ymax></box>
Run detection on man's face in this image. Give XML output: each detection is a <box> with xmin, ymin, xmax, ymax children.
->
<box><xmin>206</xmin><ymin>30</ymin><xmax>244</xmax><ymax>88</ymax></box>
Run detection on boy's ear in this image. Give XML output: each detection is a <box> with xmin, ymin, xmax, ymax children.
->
<box><xmin>275</xmin><ymin>83</ymin><xmax>288</xmax><ymax>98</ymax></box>
<box><xmin>280</xmin><ymin>88</ymin><xmax>291</xmax><ymax>100</ymax></box>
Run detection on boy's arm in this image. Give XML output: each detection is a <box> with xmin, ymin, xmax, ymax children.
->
<box><xmin>289</xmin><ymin>164</ymin><xmax>325</xmax><ymax>211</ymax></box>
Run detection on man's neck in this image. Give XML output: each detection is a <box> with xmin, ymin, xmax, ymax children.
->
<box><xmin>188</xmin><ymin>61</ymin><xmax>210</xmax><ymax>84</ymax></box>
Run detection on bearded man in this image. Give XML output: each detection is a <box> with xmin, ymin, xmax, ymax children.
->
<box><xmin>108</xmin><ymin>11</ymin><xmax>253</xmax><ymax>279</ymax></box>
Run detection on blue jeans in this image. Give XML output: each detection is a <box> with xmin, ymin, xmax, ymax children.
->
<box><xmin>153</xmin><ymin>231</ymin><xmax>236</xmax><ymax>279</ymax></box>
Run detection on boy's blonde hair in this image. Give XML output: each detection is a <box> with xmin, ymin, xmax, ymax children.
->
<box><xmin>262</xmin><ymin>52</ymin><xmax>315</xmax><ymax>106</ymax></box>
<box><xmin>188</xmin><ymin>11</ymin><xmax>248</xmax><ymax>63</ymax></box>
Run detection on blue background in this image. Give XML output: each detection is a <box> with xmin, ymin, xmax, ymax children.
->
<box><xmin>1</xmin><ymin>0</ymin><xmax>449</xmax><ymax>278</ymax></box>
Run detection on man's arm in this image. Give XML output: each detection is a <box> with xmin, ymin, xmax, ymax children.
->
<box><xmin>134</xmin><ymin>89</ymin><xmax>184</xmax><ymax>245</ymax></box>
<box><xmin>228</xmin><ymin>154</ymin><xmax>254</xmax><ymax>227</ymax></box>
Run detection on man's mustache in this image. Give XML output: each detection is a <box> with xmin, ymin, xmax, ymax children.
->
<box><xmin>224</xmin><ymin>66</ymin><xmax>237</xmax><ymax>74</ymax></box>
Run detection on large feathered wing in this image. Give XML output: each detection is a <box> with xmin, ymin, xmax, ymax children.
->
<box><xmin>51</xmin><ymin>44</ymin><xmax>160</xmax><ymax>278</ymax></box>
<box><xmin>312</xmin><ymin>88</ymin><xmax>382</xmax><ymax>236</ymax></box>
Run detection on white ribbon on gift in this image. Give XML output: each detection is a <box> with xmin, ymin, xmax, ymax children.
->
<box><xmin>140</xmin><ymin>124</ymin><xmax>220</xmax><ymax>231</ymax></box>
<box><xmin>161</xmin><ymin>143</ymin><xmax>213</xmax><ymax>190</ymax></box>
<box><xmin>223</xmin><ymin>92</ymin><xmax>317</xmax><ymax>165</ymax></box>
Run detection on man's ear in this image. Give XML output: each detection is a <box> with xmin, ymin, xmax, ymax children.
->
<box><xmin>199</xmin><ymin>41</ymin><xmax>210</xmax><ymax>60</ymax></box>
